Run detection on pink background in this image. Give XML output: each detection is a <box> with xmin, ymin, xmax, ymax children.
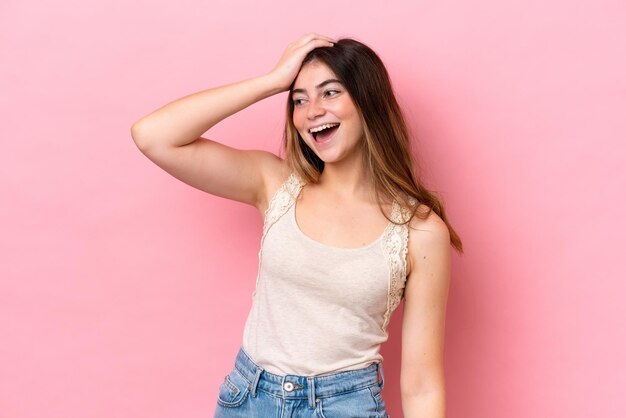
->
<box><xmin>2</xmin><ymin>0</ymin><xmax>625</xmax><ymax>417</ymax></box>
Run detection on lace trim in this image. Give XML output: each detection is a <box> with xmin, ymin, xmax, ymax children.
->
<box><xmin>253</xmin><ymin>172</ymin><xmax>305</xmax><ymax>294</ymax></box>
<box><xmin>381</xmin><ymin>196</ymin><xmax>417</xmax><ymax>331</ymax></box>
<box><xmin>262</xmin><ymin>172</ymin><xmax>305</xmax><ymax>238</ymax></box>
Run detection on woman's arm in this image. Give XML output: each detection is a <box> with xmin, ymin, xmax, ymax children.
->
<box><xmin>130</xmin><ymin>33</ymin><xmax>335</xmax><ymax>211</ymax></box>
<box><xmin>400</xmin><ymin>209</ymin><xmax>452</xmax><ymax>418</ymax></box>
<box><xmin>130</xmin><ymin>75</ymin><xmax>284</xmax><ymax>210</ymax></box>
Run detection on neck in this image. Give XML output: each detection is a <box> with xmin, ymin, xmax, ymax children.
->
<box><xmin>317</xmin><ymin>150</ymin><xmax>376</xmax><ymax>202</ymax></box>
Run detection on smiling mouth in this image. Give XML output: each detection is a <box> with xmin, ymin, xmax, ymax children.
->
<box><xmin>309</xmin><ymin>123</ymin><xmax>340</xmax><ymax>141</ymax></box>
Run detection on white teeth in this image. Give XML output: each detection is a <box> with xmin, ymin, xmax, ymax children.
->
<box><xmin>309</xmin><ymin>123</ymin><xmax>339</xmax><ymax>134</ymax></box>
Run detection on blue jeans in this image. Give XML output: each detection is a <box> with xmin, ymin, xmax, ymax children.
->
<box><xmin>213</xmin><ymin>347</ymin><xmax>390</xmax><ymax>417</ymax></box>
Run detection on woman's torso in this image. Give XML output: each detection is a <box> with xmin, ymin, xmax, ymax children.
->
<box><xmin>241</xmin><ymin>168</ymin><xmax>413</xmax><ymax>376</ymax></box>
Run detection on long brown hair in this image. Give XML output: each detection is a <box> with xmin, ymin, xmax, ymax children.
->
<box><xmin>281</xmin><ymin>38</ymin><xmax>463</xmax><ymax>254</ymax></box>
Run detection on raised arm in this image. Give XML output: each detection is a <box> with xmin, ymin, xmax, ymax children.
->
<box><xmin>130</xmin><ymin>33</ymin><xmax>335</xmax><ymax>213</ymax></box>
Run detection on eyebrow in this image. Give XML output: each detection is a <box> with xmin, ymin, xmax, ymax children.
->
<box><xmin>291</xmin><ymin>79</ymin><xmax>342</xmax><ymax>95</ymax></box>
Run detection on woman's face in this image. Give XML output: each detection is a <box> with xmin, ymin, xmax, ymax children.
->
<box><xmin>291</xmin><ymin>60</ymin><xmax>364</xmax><ymax>165</ymax></box>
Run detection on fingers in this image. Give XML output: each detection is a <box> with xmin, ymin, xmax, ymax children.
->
<box><xmin>306</xmin><ymin>38</ymin><xmax>335</xmax><ymax>52</ymax></box>
<box><xmin>292</xmin><ymin>34</ymin><xmax>335</xmax><ymax>57</ymax></box>
<box><xmin>293</xmin><ymin>32</ymin><xmax>336</xmax><ymax>48</ymax></box>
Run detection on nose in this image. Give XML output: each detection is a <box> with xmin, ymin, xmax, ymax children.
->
<box><xmin>306</xmin><ymin>97</ymin><xmax>325</xmax><ymax>119</ymax></box>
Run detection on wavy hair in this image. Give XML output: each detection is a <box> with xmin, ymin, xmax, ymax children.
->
<box><xmin>281</xmin><ymin>38</ymin><xmax>463</xmax><ymax>254</ymax></box>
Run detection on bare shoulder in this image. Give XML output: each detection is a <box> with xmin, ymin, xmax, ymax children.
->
<box><xmin>406</xmin><ymin>205</ymin><xmax>451</xmax><ymax>277</ymax></box>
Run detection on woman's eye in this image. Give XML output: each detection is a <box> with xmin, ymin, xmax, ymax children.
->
<box><xmin>293</xmin><ymin>98</ymin><xmax>306</xmax><ymax>106</ymax></box>
<box><xmin>324</xmin><ymin>90</ymin><xmax>340</xmax><ymax>97</ymax></box>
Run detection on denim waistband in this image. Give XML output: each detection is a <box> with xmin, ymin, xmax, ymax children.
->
<box><xmin>233</xmin><ymin>347</ymin><xmax>385</xmax><ymax>409</ymax></box>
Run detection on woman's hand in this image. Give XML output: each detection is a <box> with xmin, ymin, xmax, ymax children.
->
<box><xmin>266</xmin><ymin>33</ymin><xmax>335</xmax><ymax>92</ymax></box>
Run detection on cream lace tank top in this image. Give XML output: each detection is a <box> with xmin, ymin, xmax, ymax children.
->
<box><xmin>241</xmin><ymin>172</ymin><xmax>414</xmax><ymax>376</ymax></box>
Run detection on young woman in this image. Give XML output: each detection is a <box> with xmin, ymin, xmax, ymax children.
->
<box><xmin>132</xmin><ymin>33</ymin><xmax>463</xmax><ymax>418</ymax></box>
